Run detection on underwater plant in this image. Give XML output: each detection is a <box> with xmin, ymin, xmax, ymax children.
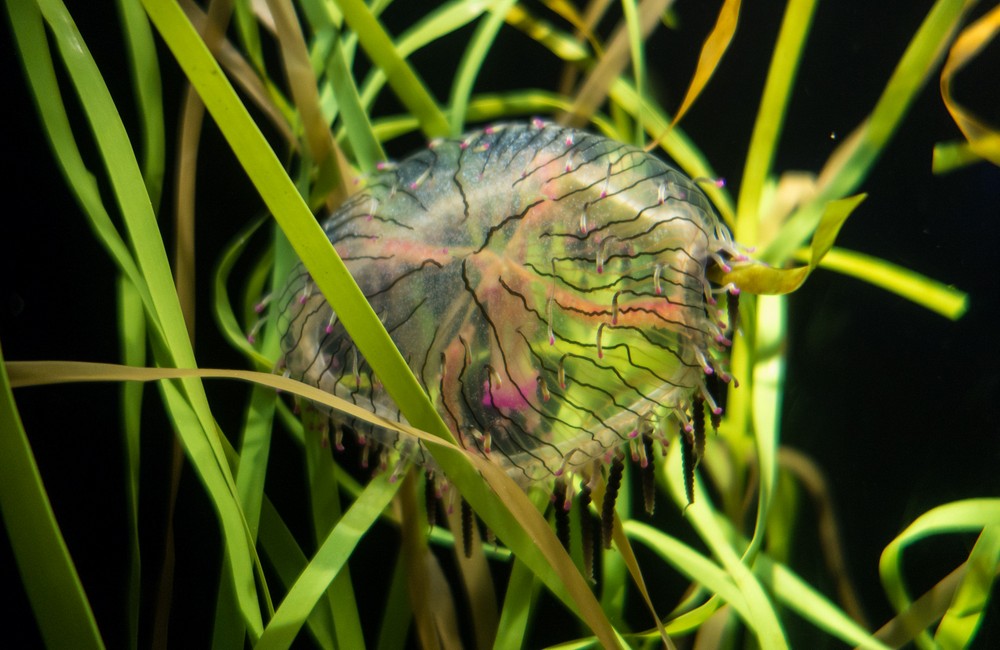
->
<box><xmin>2</xmin><ymin>1</ymin><xmax>998</xmax><ymax>648</ymax></box>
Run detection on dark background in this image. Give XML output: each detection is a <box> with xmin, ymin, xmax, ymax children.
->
<box><xmin>2</xmin><ymin>1</ymin><xmax>998</xmax><ymax>647</ymax></box>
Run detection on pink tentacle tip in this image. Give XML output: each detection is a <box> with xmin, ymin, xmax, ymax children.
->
<box><xmin>703</xmin><ymin>365</ymin><xmax>714</xmax><ymax>375</ymax></box>
<box><xmin>628</xmin><ymin>429</ymin><xmax>639</xmax><ymax>439</ymax></box>
<box><xmin>325</xmin><ymin>324</ymin><xmax>334</xmax><ymax>334</ymax></box>
<box><xmin>712</xmin><ymin>407</ymin><xmax>723</xmax><ymax>416</ymax></box>
<box><xmin>246</xmin><ymin>334</ymin><xmax>256</xmax><ymax>344</ymax></box>
<box><xmin>254</xmin><ymin>302</ymin><xmax>266</xmax><ymax>314</ymax></box>
<box><xmin>335</xmin><ymin>442</ymin><xmax>345</xmax><ymax>452</ymax></box>
<box><xmin>484</xmin><ymin>126</ymin><xmax>495</xmax><ymax>134</ymax></box>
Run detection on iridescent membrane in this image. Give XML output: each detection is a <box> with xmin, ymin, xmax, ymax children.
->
<box><xmin>276</xmin><ymin>121</ymin><xmax>742</xmax><ymax>488</ymax></box>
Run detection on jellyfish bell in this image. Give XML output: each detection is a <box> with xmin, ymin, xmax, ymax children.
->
<box><xmin>275</xmin><ymin>121</ymin><xmax>745</xmax><ymax>549</ymax></box>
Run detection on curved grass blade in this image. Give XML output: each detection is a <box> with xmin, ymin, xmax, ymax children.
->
<box><xmin>939</xmin><ymin>5</ymin><xmax>1000</xmax><ymax>167</ymax></box>
<box><xmin>663</xmin><ymin>444</ymin><xmax>789</xmax><ymax>648</ymax></box>
<box><xmin>879</xmin><ymin>499</ymin><xmax>1000</xmax><ymax>650</ymax></box>
<box><xmin>0</xmin><ymin>343</ymin><xmax>104</xmax><ymax>650</ymax></box>
<box><xmin>934</xmin><ymin>524</ymin><xmax>1000</xmax><ymax>648</ymax></box>
<box><xmin>720</xmin><ymin>194</ymin><xmax>866</xmax><ymax>295</ymax></box>
<box><xmin>15</xmin><ymin>0</ymin><xmax>264</xmax><ymax>637</ymax></box>
<box><xmin>213</xmin><ymin>214</ymin><xmax>274</xmax><ymax>368</ymax></box>
<box><xmin>626</xmin><ymin>520</ymin><xmax>753</xmax><ymax>630</ymax></box>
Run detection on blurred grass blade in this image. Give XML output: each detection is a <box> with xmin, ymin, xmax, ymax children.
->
<box><xmin>322</xmin><ymin>26</ymin><xmax>385</xmax><ymax>173</ymax></box>
<box><xmin>934</xmin><ymin>525</ymin><xmax>1000</xmax><ymax>648</ymax></box>
<box><xmin>494</xmin><ymin>554</ymin><xmax>541</xmax><ymax>649</ymax></box>
<box><xmin>932</xmin><ymin>137</ymin><xmax>992</xmax><ymax>173</ymax></box>
<box><xmin>879</xmin><ymin>499</ymin><xmax>1000</xmax><ymax>650</ymax></box>
<box><xmin>795</xmin><ymin>246</ymin><xmax>969</xmax><ymax>320</ymax></box>
<box><xmin>333</xmin><ymin>0</ymin><xmax>450</xmax><ymax>137</ymax></box>
<box><xmin>357</xmin><ymin>0</ymin><xmax>493</xmax><ymax>115</ymax></box>
<box><xmin>562</xmin><ymin>0</ymin><xmax>669</xmax><ymax>127</ymax></box>
<box><xmin>625</xmin><ymin>521</ymin><xmax>752</xmax><ymax>629</ymax></box>
<box><xmin>448</xmin><ymin>0</ymin><xmax>518</xmax><ymax>135</ymax></box>
<box><xmin>721</xmin><ymin>193</ymin><xmax>866</xmax><ymax>294</ymax></box>
<box><xmin>0</xmin><ymin>340</ymin><xmax>104</xmax><ymax>649</ymax></box>
<box><xmin>735</xmin><ymin>0</ymin><xmax>817</xmax><ymax>245</ymax></box>
<box><xmin>265</xmin><ymin>0</ymin><xmax>348</xmax><ymax>202</ymax></box>
<box><xmin>666</xmin><ymin>0</ymin><xmax>740</xmax><ymax>131</ymax></box>
<box><xmin>744</xmin><ymin>293</ymin><xmax>786</xmax><ymax>564</ymax></box>
<box><xmin>180</xmin><ymin>0</ymin><xmax>297</xmax><ymax>145</ymax></box>
<box><xmin>663</xmin><ymin>445</ymin><xmax>789</xmax><ymax>648</ymax></box>
<box><xmin>702</xmin><ymin>515</ymin><xmax>891</xmax><ymax>649</ymax></box>
<box><xmin>376</xmin><ymin>554</ymin><xmax>413</xmax><ymax>650</ymax></box>
<box><xmin>620</xmin><ymin>0</ymin><xmax>645</xmax><ymax>143</ymax></box>
<box><xmin>939</xmin><ymin>4</ymin><xmax>1000</xmax><ymax>166</ymax></box>
<box><xmin>759</xmin><ymin>552</ymin><xmax>889</xmax><ymax>649</ymax></box>
<box><xmin>767</xmin><ymin>0</ymin><xmax>973</xmax><ymax>262</ymax></box>
<box><xmin>117</xmin><ymin>276</ymin><xmax>146</xmax><ymax>650</ymax></box>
